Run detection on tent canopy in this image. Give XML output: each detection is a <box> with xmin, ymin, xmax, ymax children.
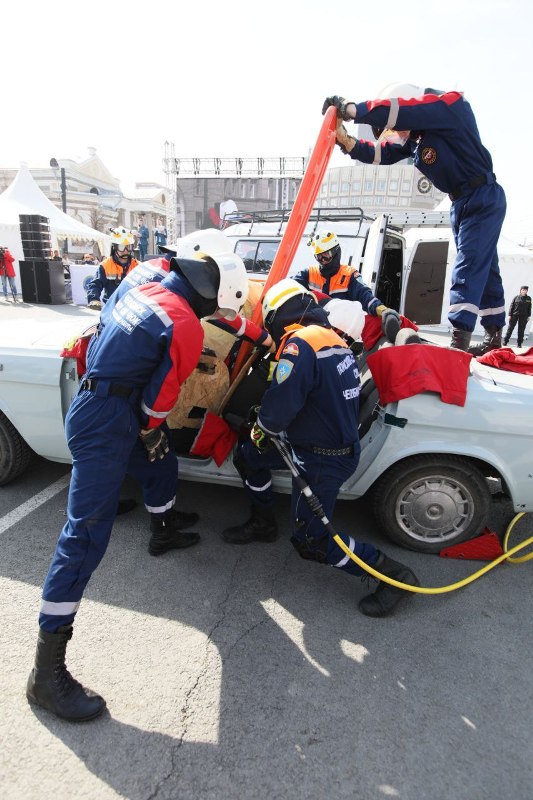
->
<box><xmin>0</xmin><ymin>164</ymin><xmax>110</xmax><ymax>247</ymax></box>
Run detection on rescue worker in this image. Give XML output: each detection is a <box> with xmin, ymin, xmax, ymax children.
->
<box><xmin>323</xmin><ymin>85</ymin><xmax>507</xmax><ymax>354</ymax></box>
<box><xmin>503</xmin><ymin>286</ymin><xmax>531</xmax><ymax>348</ymax></box>
<box><xmin>27</xmin><ymin>250</ymin><xmax>249</xmax><ymax>722</ymax></box>
<box><xmin>86</xmin><ymin>226</ymin><xmax>139</xmax><ymax>310</ymax></box>
<box><xmin>293</xmin><ymin>230</ymin><xmax>400</xmax><ymax>336</ymax></box>
<box><xmin>221</xmin><ymin>278</ymin><xmax>418</xmax><ymax>617</ymax></box>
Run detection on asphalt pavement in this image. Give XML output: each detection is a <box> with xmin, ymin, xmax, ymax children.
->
<box><xmin>1</xmin><ymin>299</ymin><xmax>532</xmax><ymax>799</ymax></box>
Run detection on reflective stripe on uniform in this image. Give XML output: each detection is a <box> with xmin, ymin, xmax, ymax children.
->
<box><xmin>145</xmin><ymin>496</ymin><xmax>176</xmax><ymax>514</ymax></box>
<box><xmin>40</xmin><ymin>599</ymin><xmax>81</xmax><ymax>616</ymax></box>
<box><xmin>333</xmin><ymin>537</ymin><xmax>356</xmax><ymax>568</ymax></box>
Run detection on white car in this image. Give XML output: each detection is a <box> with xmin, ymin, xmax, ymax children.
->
<box><xmin>1</xmin><ymin>311</ymin><xmax>532</xmax><ymax>554</ymax></box>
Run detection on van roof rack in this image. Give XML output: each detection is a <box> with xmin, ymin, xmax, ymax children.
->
<box><xmin>223</xmin><ymin>206</ymin><xmax>370</xmax><ymax>236</ymax></box>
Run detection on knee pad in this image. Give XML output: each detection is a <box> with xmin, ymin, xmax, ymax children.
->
<box><xmin>290</xmin><ymin>534</ymin><xmax>329</xmax><ymax>564</ymax></box>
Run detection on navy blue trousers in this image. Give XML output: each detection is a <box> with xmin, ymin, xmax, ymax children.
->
<box><xmin>39</xmin><ymin>386</ymin><xmax>178</xmax><ymax>632</ymax></box>
<box><xmin>238</xmin><ymin>440</ymin><xmax>378</xmax><ymax>575</ymax></box>
<box><xmin>449</xmin><ymin>183</ymin><xmax>506</xmax><ymax>332</ymax></box>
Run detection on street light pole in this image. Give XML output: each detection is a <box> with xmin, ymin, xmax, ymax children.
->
<box><xmin>50</xmin><ymin>157</ymin><xmax>68</xmax><ymax>255</ymax></box>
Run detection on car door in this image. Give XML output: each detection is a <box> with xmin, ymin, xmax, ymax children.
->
<box><xmin>402</xmin><ymin>239</ymin><xmax>449</xmax><ymax>325</ymax></box>
<box><xmin>359</xmin><ymin>214</ymin><xmax>387</xmax><ymax>292</ymax></box>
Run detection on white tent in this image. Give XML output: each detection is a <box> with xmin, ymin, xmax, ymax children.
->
<box><xmin>0</xmin><ymin>164</ymin><xmax>110</xmax><ymax>255</ymax></box>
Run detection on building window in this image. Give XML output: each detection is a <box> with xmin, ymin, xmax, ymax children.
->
<box><xmin>196</xmin><ymin>212</ymin><xmax>203</xmax><ymax>227</ymax></box>
<box><xmin>250</xmin><ymin>182</ymin><xmax>256</xmax><ymax>199</ymax></box>
<box><xmin>195</xmin><ymin>179</ymin><xmax>201</xmax><ymax>195</ymax></box>
<box><xmin>241</xmin><ymin>183</ymin><xmax>247</xmax><ymax>198</ymax></box>
<box><xmin>330</xmin><ymin>182</ymin><xmax>338</xmax><ymax>194</ymax></box>
<box><xmin>400</xmin><ymin>198</ymin><xmax>409</xmax><ymax>206</ymax></box>
<box><xmin>339</xmin><ymin>197</ymin><xmax>349</xmax><ymax>207</ymax></box>
<box><xmin>351</xmin><ymin>181</ymin><xmax>361</xmax><ymax>192</ymax></box>
<box><xmin>321</xmin><ymin>183</ymin><xmax>327</xmax><ymax>194</ymax></box>
<box><xmin>364</xmin><ymin>180</ymin><xmax>373</xmax><ymax>192</ymax></box>
<box><xmin>389</xmin><ymin>197</ymin><xmax>398</xmax><ymax>205</ymax></box>
<box><xmin>389</xmin><ymin>179</ymin><xmax>398</xmax><ymax>191</ymax></box>
<box><xmin>402</xmin><ymin>180</ymin><xmax>411</xmax><ymax>192</ymax></box>
<box><xmin>377</xmin><ymin>180</ymin><xmax>386</xmax><ymax>191</ymax></box>
<box><xmin>375</xmin><ymin>196</ymin><xmax>384</xmax><ymax>205</ymax></box>
<box><xmin>341</xmin><ymin>181</ymin><xmax>350</xmax><ymax>194</ymax></box>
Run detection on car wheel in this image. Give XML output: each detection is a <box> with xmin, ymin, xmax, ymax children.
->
<box><xmin>0</xmin><ymin>411</ymin><xmax>32</xmax><ymax>486</ymax></box>
<box><xmin>371</xmin><ymin>455</ymin><xmax>491</xmax><ymax>553</ymax></box>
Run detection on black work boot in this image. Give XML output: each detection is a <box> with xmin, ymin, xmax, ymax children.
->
<box><xmin>449</xmin><ymin>329</ymin><xmax>472</xmax><ymax>351</ymax></box>
<box><xmin>26</xmin><ymin>625</ymin><xmax>106</xmax><ymax>721</ymax></box>
<box><xmin>358</xmin><ymin>552</ymin><xmax>419</xmax><ymax>618</ymax></box>
<box><xmin>149</xmin><ymin>509</ymin><xmax>200</xmax><ymax>555</ymax></box>
<box><xmin>221</xmin><ymin>504</ymin><xmax>278</xmax><ymax>544</ymax></box>
<box><xmin>468</xmin><ymin>326</ymin><xmax>503</xmax><ymax>356</ymax></box>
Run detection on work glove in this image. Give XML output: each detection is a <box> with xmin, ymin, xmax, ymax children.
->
<box><xmin>377</xmin><ymin>305</ymin><xmax>402</xmax><ymax>343</ymax></box>
<box><xmin>250</xmin><ymin>421</ymin><xmax>271</xmax><ymax>451</ymax></box>
<box><xmin>322</xmin><ymin>95</ymin><xmax>356</xmax><ymax>121</ymax></box>
<box><xmin>88</xmin><ymin>300</ymin><xmax>102</xmax><ymax>310</ymax></box>
<box><xmin>336</xmin><ymin>122</ymin><xmax>356</xmax><ymax>155</ymax></box>
<box><xmin>139</xmin><ymin>427</ymin><xmax>169</xmax><ymax>462</ymax></box>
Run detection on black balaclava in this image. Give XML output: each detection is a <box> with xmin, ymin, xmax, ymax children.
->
<box><xmin>169</xmin><ymin>258</ymin><xmax>219</xmax><ymax>319</ymax></box>
<box><xmin>319</xmin><ymin>246</ymin><xmax>342</xmax><ymax>279</ymax></box>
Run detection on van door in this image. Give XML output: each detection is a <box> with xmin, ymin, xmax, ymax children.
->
<box><xmin>403</xmin><ymin>239</ymin><xmax>449</xmax><ymax>324</ymax></box>
<box><xmin>360</xmin><ymin>214</ymin><xmax>387</xmax><ymax>291</ymax></box>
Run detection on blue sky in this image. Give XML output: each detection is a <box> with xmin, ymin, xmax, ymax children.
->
<box><xmin>4</xmin><ymin>0</ymin><xmax>532</xmax><ymax>241</ymax></box>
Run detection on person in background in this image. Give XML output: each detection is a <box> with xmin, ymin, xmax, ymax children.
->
<box><xmin>0</xmin><ymin>246</ymin><xmax>18</xmax><ymax>302</ymax></box>
<box><xmin>503</xmin><ymin>286</ymin><xmax>531</xmax><ymax>348</ymax></box>
<box><xmin>324</xmin><ymin>85</ymin><xmax>507</xmax><ymax>355</ymax></box>
<box><xmin>26</xmin><ymin>249</ymin><xmax>250</xmax><ymax>723</ymax></box>
<box><xmin>51</xmin><ymin>250</ymin><xmax>62</xmax><ymax>261</ymax></box>
<box><xmin>86</xmin><ymin>227</ymin><xmax>138</xmax><ymax>309</ymax></box>
<box><xmin>82</xmin><ymin>253</ymin><xmax>98</xmax><ymax>266</ymax></box>
<box><xmin>137</xmin><ymin>216</ymin><xmax>150</xmax><ymax>261</ymax></box>
<box><xmin>221</xmin><ymin>278</ymin><xmax>418</xmax><ymax>619</ymax></box>
<box><xmin>154</xmin><ymin>218</ymin><xmax>167</xmax><ymax>249</ymax></box>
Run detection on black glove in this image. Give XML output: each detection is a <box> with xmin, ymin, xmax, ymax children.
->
<box><xmin>378</xmin><ymin>306</ymin><xmax>402</xmax><ymax>343</ymax></box>
<box><xmin>322</xmin><ymin>95</ymin><xmax>355</xmax><ymax>121</ymax></box>
<box><xmin>139</xmin><ymin>427</ymin><xmax>169</xmax><ymax>462</ymax></box>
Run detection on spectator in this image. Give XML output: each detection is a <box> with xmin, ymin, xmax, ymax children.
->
<box><xmin>154</xmin><ymin>218</ymin><xmax>167</xmax><ymax>249</ymax></box>
<box><xmin>51</xmin><ymin>250</ymin><xmax>62</xmax><ymax>261</ymax></box>
<box><xmin>503</xmin><ymin>286</ymin><xmax>531</xmax><ymax>348</ymax></box>
<box><xmin>83</xmin><ymin>253</ymin><xmax>98</xmax><ymax>266</ymax></box>
<box><xmin>137</xmin><ymin>216</ymin><xmax>150</xmax><ymax>261</ymax></box>
<box><xmin>0</xmin><ymin>246</ymin><xmax>18</xmax><ymax>302</ymax></box>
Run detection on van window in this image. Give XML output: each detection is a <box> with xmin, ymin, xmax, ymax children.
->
<box><xmin>234</xmin><ymin>240</ymin><xmax>279</xmax><ymax>273</ymax></box>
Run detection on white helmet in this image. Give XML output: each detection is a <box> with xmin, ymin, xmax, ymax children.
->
<box><xmin>261</xmin><ymin>278</ymin><xmax>314</xmax><ymax>327</ymax></box>
<box><xmin>375</xmin><ymin>82</ymin><xmax>425</xmax><ymax>100</ymax></box>
<box><xmin>308</xmin><ymin>230</ymin><xmax>340</xmax><ymax>257</ymax></box>
<box><xmin>110</xmin><ymin>226</ymin><xmax>135</xmax><ymax>248</ymax></box>
<box><xmin>323</xmin><ymin>298</ymin><xmax>365</xmax><ymax>341</ymax></box>
<box><xmin>162</xmin><ymin>229</ymin><xmax>231</xmax><ymax>259</ymax></box>
<box><xmin>176</xmin><ymin>251</ymin><xmax>248</xmax><ymax>320</ymax></box>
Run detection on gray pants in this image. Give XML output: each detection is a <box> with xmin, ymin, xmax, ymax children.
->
<box><xmin>1</xmin><ymin>275</ymin><xmax>17</xmax><ymax>298</ymax></box>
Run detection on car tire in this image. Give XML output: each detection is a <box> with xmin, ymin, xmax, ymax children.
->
<box><xmin>0</xmin><ymin>411</ymin><xmax>33</xmax><ymax>486</ymax></box>
<box><xmin>371</xmin><ymin>455</ymin><xmax>491</xmax><ymax>553</ymax></box>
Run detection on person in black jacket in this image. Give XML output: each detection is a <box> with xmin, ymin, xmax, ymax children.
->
<box><xmin>503</xmin><ymin>286</ymin><xmax>531</xmax><ymax>348</ymax></box>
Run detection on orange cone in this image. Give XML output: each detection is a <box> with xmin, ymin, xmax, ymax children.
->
<box><xmin>439</xmin><ymin>528</ymin><xmax>504</xmax><ymax>561</ymax></box>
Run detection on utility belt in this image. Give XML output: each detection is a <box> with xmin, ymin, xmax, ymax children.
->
<box><xmin>309</xmin><ymin>444</ymin><xmax>354</xmax><ymax>457</ymax></box>
<box><xmin>80</xmin><ymin>377</ymin><xmax>135</xmax><ymax>399</ymax></box>
<box><xmin>448</xmin><ymin>171</ymin><xmax>496</xmax><ymax>202</ymax></box>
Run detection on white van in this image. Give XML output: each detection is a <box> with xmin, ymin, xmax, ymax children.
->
<box><xmin>222</xmin><ymin>207</ymin><xmax>533</xmax><ymax>337</ymax></box>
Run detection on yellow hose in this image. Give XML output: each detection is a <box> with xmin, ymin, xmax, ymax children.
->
<box><xmin>333</xmin><ymin>512</ymin><xmax>533</xmax><ymax>594</ymax></box>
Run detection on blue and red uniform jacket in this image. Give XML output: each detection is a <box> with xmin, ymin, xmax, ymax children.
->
<box><xmin>258</xmin><ymin>325</ymin><xmax>361</xmax><ymax>453</ymax></box>
<box><xmin>293</xmin><ymin>264</ymin><xmax>381</xmax><ymax>313</ymax></box>
<box><xmin>85</xmin><ymin>271</ymin><xmax>204</xmax><ymax>430</ymax></box>
<box><xmin>349</xmin><ymin>91</ymin><xmax>495</xmax><ymax>196</ymax></box>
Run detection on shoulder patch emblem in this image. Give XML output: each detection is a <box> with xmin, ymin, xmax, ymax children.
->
<box><xmin>282</xmin><ymin>342</ymin><xmax>299</xmax><ymax>357</ymax></box>
<box><xmin>421</xmin><ymin>146</ymin><xmax>437</xmax><ymax>165</ymax></box>
<box><xmin>275</xmin><ymin>359</ymin><xmax>294</xmax><ymax>384</ymax></box>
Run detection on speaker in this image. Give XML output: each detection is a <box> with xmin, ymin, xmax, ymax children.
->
<box><xmin>19</xmin><ymin>260</ymin><xmax>66</xmax><ymax>304</ymax></box>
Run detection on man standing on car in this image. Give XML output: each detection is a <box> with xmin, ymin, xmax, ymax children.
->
<box><xmin>503</xmin><ymin>286</ymin><xmax>531</xmax><ymax>348</ymax></box>
<box><xmin>26</xmin><ymin>250</ymin><xmax>249</xmax><ymax>723</ymax></box>
<box><xmin>221</xmin><ymin>278</ymin><xmax>418</xmax><ymax>617</ymax></box>
<box><xmin>323</xmin><ymin>85</ymin><xmax>507</xmax><ymax>355</ymax></box>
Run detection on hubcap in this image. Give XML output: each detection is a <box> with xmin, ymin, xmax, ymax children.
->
<box><xmin>395</xmin><ymin>474</ymin><xmax>474</xmax><ymax>543</ymax></box>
